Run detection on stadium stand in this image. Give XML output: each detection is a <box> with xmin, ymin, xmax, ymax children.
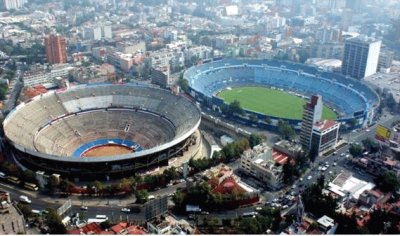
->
<box><xmin>185</xmin><ymin>58</ymin><xmax>379</xmax><ymax>124</ymax></box>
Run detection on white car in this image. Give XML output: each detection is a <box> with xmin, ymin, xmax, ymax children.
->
<box><xmin>121</xmin><ymin>208</ymin><xmax>131</xmax><ymax>213</ymax></box>
<box><xmin>307</xmin><ymin>175</ymin><xmax>312</xmax><ymax>180</ymax></box>
<box><xmin>333</xmin><ymin>162</ymin><xmax>337</xmax><ymax>166</ymax></box>
<box><xmin>321</xmin><ymin>167</ymin><xmax>327</xmax><ymax>172</ymax></box>
<box><xmin>340</xmin><ymin>153</ymin><xmax>345</xmax><ymax>157</ymax></box>
<box><xmin>19</xmin><ymin>195</ymin><xmax>31</xmax><ymax>204</ymax></box>
<box><xmin>80</xmin><ymin>206</ymin><xmax>88</xmax><ymax>210</ymax></box>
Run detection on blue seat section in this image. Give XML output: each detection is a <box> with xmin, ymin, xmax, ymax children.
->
<box><xmin>185</xmin><ymin>59</ymin><xmax>379</xmax><ymax>119</ymax></box>
<box><xmin>72</xmin><ymin>138</ymin><xmax>143</xmax><ymax>158</ymax></box>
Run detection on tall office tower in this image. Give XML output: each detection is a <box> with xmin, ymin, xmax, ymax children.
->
<box><xmin>300</xmin><ymin>95</ymin><xmax>323</xmax><ymax>150</ymax></box>
<box><xmin>341</xmin><ymin>36</ymin><xmax>381</xmax><ymax>79</ymax></box>
<box><xmin>3</xmin><ymin>0</ymin><xmax>27</xmax><ymax>10</ymax></box>
<box><xmin>44</xmin><ymin>34</ymin><xmax>67</xmax><ymax>64</ymax></box>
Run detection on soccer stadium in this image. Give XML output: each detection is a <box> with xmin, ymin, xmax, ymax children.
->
<box><xmin>184</xmin><ymin>58</ymin><xmax>380</xmax><ymax>129</ymax></box>
<box><xmin>3</xmin><ymin>84</ymin><xmax>201</xmax><ymax>180</ymax></box>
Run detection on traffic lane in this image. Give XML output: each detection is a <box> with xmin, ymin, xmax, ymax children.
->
<box><xmin>73</xmin><ymin>205</ymin><xmax>144</xmax><ymax>221</ymax></box>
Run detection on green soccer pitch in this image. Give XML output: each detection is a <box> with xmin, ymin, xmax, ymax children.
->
<box><xmin>217</xmin><ymin>86</ymin><xmax>337</xmax><ymax>120</ymax></box>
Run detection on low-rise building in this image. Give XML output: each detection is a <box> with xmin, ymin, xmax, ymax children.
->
<box><xmin>117</xmin><ymin>41</ymin><xmax>146</xmax><ymax>54</ymax></box>
<box><xmin>23</xmin><ymin>64</ymin><xmax>74</xmax><ymax>88</ymax></box>
<box><xmin>240</xmin><ymin>143</ymin><xmax>283</xmax><ymax>190</ymax></box>
<box><xmin>317</xmin><ymin>215</ymin><xmax>338</xmax><ymax>234</ymax></box>
<box><xmin>0</xmin><ymin>191</ymin><xmax>26</xmax><ymax>234</ymax></box>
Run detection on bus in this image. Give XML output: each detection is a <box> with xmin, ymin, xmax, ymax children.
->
<box><xmin>88</xmin><ymin>218</ymin><xmax>107</xmax><ymax>224</ymax></box>
<box><xmin>242</xmin><ymin>212</ymin><xmax>258</xmax><ymax>218</ymax></box>
<box><xmin>24</xmin><ymin>182</ymin><xmax>39</xmax><ymax>191</ymax></box>
<box><xmin>7</xmin><ymin>176</ymin><xmax>21</xmax><ymax>185</ymax></box>
<box><xmin>95</xmin><ymin>215</ymin><xmax>108</xmax><ymax>220</ymax></box>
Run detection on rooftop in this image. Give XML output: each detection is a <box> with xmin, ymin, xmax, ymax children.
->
<box><xmin>313</xmin><ymin>120</ymin><xmax>339</xmax><ymax>132</ymax></box>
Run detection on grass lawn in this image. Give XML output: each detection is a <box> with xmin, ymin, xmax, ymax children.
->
<box><xmin>217</xmin><ymin>86</ymin><xmax>337</xmax><ymax>120</ymax></box>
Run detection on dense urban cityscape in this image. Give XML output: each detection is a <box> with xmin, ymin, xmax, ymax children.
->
<box><xmin>0</xmin><ymin>0</ymin><xmax>400</xmax><ymax>234</ymax></box>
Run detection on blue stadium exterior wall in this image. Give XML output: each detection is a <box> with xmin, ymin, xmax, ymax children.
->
<box><xmin>185</xmin><ymin>58</ymin><xmax>380</xmax><ymax>130</ymax></box>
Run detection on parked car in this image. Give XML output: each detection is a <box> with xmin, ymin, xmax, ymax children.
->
<box><xmin>307</xmin><ymin>175</ymin><xmax>312</xmax><ymax>180</ymax></box>
<box><xmin>121</xmin><ymin>208</ymin><xmax>131</xmax><ymax>213</ymax></box>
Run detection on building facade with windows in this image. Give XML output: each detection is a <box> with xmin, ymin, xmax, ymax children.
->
<box><xmin>341</xmin><ymin>36</ymin><xmax>381</xmax><ymax>79</ymax></box>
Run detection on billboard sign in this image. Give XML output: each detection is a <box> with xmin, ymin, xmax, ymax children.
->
<box><xmin>375</xmin><ymin>124</ymin><xmax>391</xmax><ymax>142</ymax></box>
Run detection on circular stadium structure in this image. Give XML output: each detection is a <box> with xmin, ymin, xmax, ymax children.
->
<box><xmin>3</xmin><ymin>84</ymin><xmax>201</xmax><ymax>180</ymax></box>
<box><xmin>184</xmin><ymin>58</ymin><xmax>380</xmax><ymax>129</ymax></box>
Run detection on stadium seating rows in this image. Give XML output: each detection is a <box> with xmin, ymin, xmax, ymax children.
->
<box><xmin>4</xmin><ymin>84</ymin><xmax>200</xmax><ymax>158</ymax></box>
<box><xmin>185</xmin><ymin>59</ymin><xmax>379</xmax><ymax>119</ymax></box>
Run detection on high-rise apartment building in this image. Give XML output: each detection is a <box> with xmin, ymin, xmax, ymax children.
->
<box><xmin>300</xmin><ymin>95</ymin><xmax>323</xmax><ymax>150</ymax></box>
<box><xmin>44</xmin><ymin>34</ymin><xmax>67</xmax><ymax>64</ymax></box>
<box><xmin>341</xmin><ymin>36</ymin><xmax>381</xmax><ymax>79</ymax></box>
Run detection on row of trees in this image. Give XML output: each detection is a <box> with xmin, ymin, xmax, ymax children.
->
<box><xmin>17</xmin><ymin>203</ymin><xmax>66</xmax><ymax>234</ymax></box>
<box><xmin>48</xmin><ymin>166</ymin><xmax>181</xmax><ymax>196</ymax></box>
<box><xmin>0</xmin><ymin>162</ymin><xmax>38</xmax><ymax>184</ymax></box>
<box><xmin>189</xmin><ymin>134</ymin><xmax>264</xmax><ymax>172</ymax></box>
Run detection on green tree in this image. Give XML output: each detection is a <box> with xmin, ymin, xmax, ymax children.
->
<box><xmin>265</xmin><ymin>116</ymin><xmax>272</xmax><ymax>125</ymax></box>
<box><xmin>228</xmin><ymin>100</ymin><xmax>244</xmax><ymax>116</ymax></box>
<box><xmin>375</xmin><ymin>171</ymin><xmax>400</xmax><ymax>192</ymax></box>
<box><xmin>135</xmin><ymin>189</ymin><xmax>149</xmax><ymax>203</ymax></box>
<box><xmin>0</xmin><ymin>83</ymin><xmax>8</xmax><ymax>100</ymax></box>
<box><xmin>45</xmin><ymin>175</ymin><xmax>60</xmax><ymax>193</ymax></box>
<box><xmin>173</xmin><ymin>191</ymin><xmax>185</xmax><ymax>208</ymax></box>
<box><xmin>362</xmin><ymin>138</ymin><xmax>379</xmax><ymax>153</ymax></box>
<box><xmin>16</xmin><ymin>202</ymin><xmax>32</xmax><ymax>218</ymax></box>
<box><xmin>59</xmin><ymin>178</ymin><xmax>74</xmax><ymax>192</ymax></box>
<box><xmin>277</xmin><ymin>120</ymin><xmax>295</xmax><ymax>140</ymax></box>
<box><xmin>282</xmin><ymin>162</ymin><xmax>299</xmax><ymax>185</ymax></box>
<box><xmin>349</xmin><ymin>144</ymin><xmax>363</xmax><ymax>157</ymax></box>
<box><xmin>44</xmin><ymin>209</ymin><xmax>66</xmax><ymax>234</ymax></box>
<box><xmin>249</xmin><ymin>114</ymin><xmax>258</xmax><ymax>122</ymax></box>
<box><xmin>238</xmin><ymin>217</ymin><xmax>261</xmax><ymax>234</ymax></box>
<box><xmin>99</xmin><ymin>220</ymin><xmax>111</xmax><ymax>230</ymax></box>
<box><xmin>178</xmin><ymin>75</ymin><xmax>189</xmax><ymax>92</ymax></box>
<box><xmin>163</xmin><ymin>167</ymin><xmax>179</xmax><ymax>182</ymax></box>
<box><xmin>301</xmin><ymin>176</ymin><xmax>338</xmax><ymax>218</ymax></box>
<box><xmin>22</xmin><ymin>169</ymin><xmax>36</xmax><ymax>183</ymax></box>
<box><xmin>249</xmin><ymin>133</ymin><xmax>264</xmax><ymax>148</ymax></box>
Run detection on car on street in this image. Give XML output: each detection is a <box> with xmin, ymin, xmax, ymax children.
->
<box><xmin>333</xmin><ymin>162</ymin><xmax>337</xmax><ymax>166</ymax></box>
<box><xmin>19</xmin><ymin>195</ymin><xmax>31</xmax><ymax>204</ymax></box>
<box><xmin>340</xmin><ymin>153</ymin><xmax>345</xmax><ymax>157</ymax></box>
<box><xmin>255</xmin><ymin>207</ymin><xmax>263</xmax><ymax>211</ymax></box>
<box><xmin>121</xmin><ymin>208</ymin><xmax>131</xmax><ymax>213</ymax></box>
<box><xmin>307</xmin><ymin>175</ymin><xmax>312</xmax><ymax>180</ymax></box>
<box><xmin>80</xmin><ymin>206</ymin><xmax>88</xmax><ymax>211</ymax></box>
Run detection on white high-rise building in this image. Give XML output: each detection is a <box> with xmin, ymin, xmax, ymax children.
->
<box><xmin>342</xmin><ymin>36</ymin><xmax>382</xmax><ymax>79</ymax></box>
<box><xmin>3</xmin><ymin>0</ymin><xmax>27</xmax><ymax>10</ymax></box>
<box><xmin>102</xmin><ymin>25</ymin><xmax>112</xmax><ymax>39</ymax></box>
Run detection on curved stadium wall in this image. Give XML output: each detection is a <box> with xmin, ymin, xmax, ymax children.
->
<box><xmin>3</xmin><ymin>83</ymin><xmax>201</xmax><ymax>180</ymax></box>
<box><xmin>184</xmin><ymin>58</ymin><xmax>380</xmax><ymax>130</ymax></box>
